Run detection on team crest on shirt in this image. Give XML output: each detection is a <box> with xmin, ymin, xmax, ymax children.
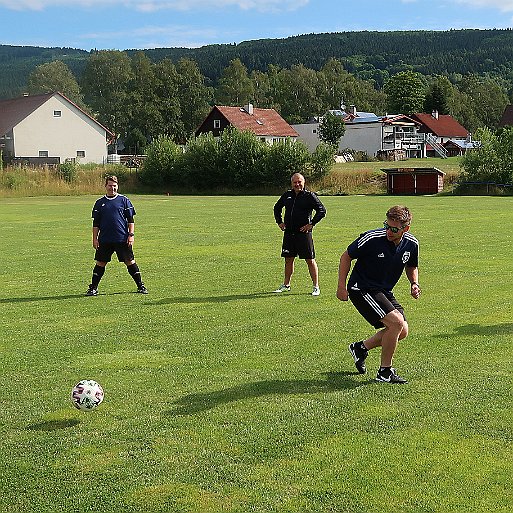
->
<box><xmin>402</xmin><ymin>251</ymin><xmax>410</xmax><ymax>263</ymax></box>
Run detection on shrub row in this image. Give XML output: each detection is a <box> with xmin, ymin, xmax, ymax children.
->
<box><xmin>139</xmin><ymin>128</ymin><xmax>335</xmax><ymax>190</ymax></box>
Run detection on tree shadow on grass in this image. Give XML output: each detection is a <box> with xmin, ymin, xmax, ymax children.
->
<box><xmin>153</xmin><ymin>292</ymin><xmax>279</xmax><ymax>305</ymax></box>
<box><xmin>27</xmin><ymin>419</ymin><xmax>81</xmax><ymax>431</ymax></box>
<box><xmin>167</xmin><ymin>371</ymin><xmax>371</xmax><ymax>416</ymax></box>
<box><xmin>438</xmin><ymin>322</ymin><xmax>513</xmax><ymax>339</ymax></box>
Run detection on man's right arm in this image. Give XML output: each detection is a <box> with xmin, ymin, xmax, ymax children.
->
<box><xmin>336</xmin><ymin>250</ymin><xmax>353</xmax><ymax>301</ymax></box>
<box><xmin>273</xmin><ymin>195</ymin><xmax>285</xmax><ymax>228</ymax></box>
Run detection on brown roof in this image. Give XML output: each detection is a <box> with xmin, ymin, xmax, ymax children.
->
<box><xmin>499</xmin><ymin>105</ymin><xmax>513</xmax><ymax>127</ymax></box>
<box><xmin>0</xmin><ymin>92</ymin><xmax>114</xmax><ymax>139</ymax></box>
<box><xmin>411</xmin><ymin>113</ymin><xmax>468</xmax><ymax>138</ymax></box>
<box><xmin>212</xmin><ymin>105</ymin><xmax>298</xmax><ymax>137</ymax></box>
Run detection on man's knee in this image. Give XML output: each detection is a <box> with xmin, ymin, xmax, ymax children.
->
<box><xmin>383</xmin><ymin>310</ymin><xmax>406</xmax><ymax>333</ymax></box>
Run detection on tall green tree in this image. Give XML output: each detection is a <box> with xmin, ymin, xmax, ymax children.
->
<box><xmin>154</xmin><ymin>58</ymin><xmax>185</xmax><ymax>143</ymax></box>
<box><xmin>81</xmin><ymin>50</ymin><xmax>134</xmax><ymax>139</ymax></box>
<box><xmin>128</xmin><ymin>51</ymin><xmax>160</xmax><ymax>143</ymax></box>
<box><xmin>275</xmin><ymin>64</ymin><xmax>320</xmax><ymax>123</ymax></box>
<box><xmin>27</xmin><ymin>60</ymin><xmax>84</xmax><ymax>107</ymax></box>
<box><xmin>216</xmin><ymin>58</ymin><xmax>254</xmax><ymax>106</ymax></box>
<box><xmin>318</xmin><ymin>112</ymin><xmax>346</xmax><ymax>147</ymax></box>
<box><xmin>424</xmin><ymin>75</ymin><xmax>453</xmax><ymax>115</ymax></box>
<box><xmin>384</xmin><ymin>70</ymin><xmax>426</xmax><ymax>114</ymax></box>
<box><xmin>175</xmin><ymin>58</ymin><xmax>213</xmax><ymax>139</ymax></box>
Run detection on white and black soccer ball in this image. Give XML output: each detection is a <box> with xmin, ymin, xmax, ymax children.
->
<box><xmin>71</xmin><ymin>379</ymin><xmax>104</xmax><ymax>411</ymax></box>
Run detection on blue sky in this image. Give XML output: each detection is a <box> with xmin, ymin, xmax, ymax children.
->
<box><xmin>1</xmin><ymin>0</ymin><xmax>513</xmax><ymax>51</ymax></box>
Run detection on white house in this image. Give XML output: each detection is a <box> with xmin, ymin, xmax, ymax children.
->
<box><xmin>293</xmin><ymin>107</ymin><xmax>427</xmax><ymax>159</ymax></box>
<box><xmin>0</xmin><ymin>92</ymin><xmax>114</xmax><ymax>165</ymax></box>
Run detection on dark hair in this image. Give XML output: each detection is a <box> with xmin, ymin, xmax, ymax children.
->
<box><xmin>105</xmin><ymin>175</ymin><xmax>118</xmax><ymax>185</ymax></box>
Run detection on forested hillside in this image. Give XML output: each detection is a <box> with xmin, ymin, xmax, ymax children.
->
<box><xmin>2</xmin><ymin>29</ymin><xmax>513</xmax><ymax>99</ymax></box>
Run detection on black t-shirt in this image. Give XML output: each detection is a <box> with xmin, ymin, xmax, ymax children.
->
<box><xmin>347</xmin><ymin>228</ymin><xmax>419</xmax><ymax>292</ymax></box>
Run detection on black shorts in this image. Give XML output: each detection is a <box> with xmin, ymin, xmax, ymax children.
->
<box><xmin>281</xmin><ymin>231</ymin><xmax>315</xmax><ymax>259</ymax></box>
<box><xmin>95</xmin><ymin>242</ymin><xmax>134</xmax><ymax>263</ymax></box>
<box><xmin>348</xmin><ymin>289</ymin><xmax>406</xmax><ymax>329</ymax></box>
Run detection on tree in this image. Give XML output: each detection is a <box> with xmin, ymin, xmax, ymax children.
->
<box><xmin>81</xmin><ymin>50</ymin><xmax>134</xmax><ymax>139</ymax></box>
<box><xmin>318</xmin><ymin>112</ymin><xmax>346</xmax><ymax>147</ymax></box>
<box><xmin>460</xmin><ymin>126</ymin><xmax>513</xmax><ymax>185</ymax></box>
<box><xmin>275</xmin><ymin>64</ymin><xmax>320</xmax><ymax>123</ymax></box>
<box><xmin>175</xmin><ymin>58</ymin><xmax>214</xmax><ymax>140</ymax></box>
<box><xmin>216</xmin><ymin>58</ymin><xmax>254</xmax><ymax>106</ymax></box>
<box><xmin>27</xmin><ymin>60</ymin><xmax>84</xmax><ymax>107</ymax></box>
<box><xmin>424</xmin><ymin>75</ymin><xmax>453</xmax><ymax>115</ymax></box>
<box><xmin>384</xmin><ymin>70</ymin><xmax>426</xmax><ymax>114</ymax></box>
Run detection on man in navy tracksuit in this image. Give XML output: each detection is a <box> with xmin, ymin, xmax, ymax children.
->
<box><xmin>86</xmin><ymin>175</ymin><xmax>147</xmax><ymax>296</ymax></box>
<box><xmin>337</xmin><ymin>205</ymin><xmax>421</xmax><ymax>383</ymax></box>
<box><xmin>273</xmin><ymin>173</ymin><xmax>326</xmax><ymax>296</ymax></box>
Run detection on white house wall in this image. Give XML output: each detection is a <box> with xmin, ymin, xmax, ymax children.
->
<box><xmin>12</xmin><ymin>95</ymin><xmax>108</xmax><ymax>164</ymax></box>
<box><xmin>293</xmin><ymin>122</ymin><xmax>382</xmax><ymax>156</ymax></box>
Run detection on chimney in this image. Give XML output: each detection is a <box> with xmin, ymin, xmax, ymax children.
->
<box><xmin>432</xmin><ymin>110</ymin><xmax>439</xmax><ymax>120</ymax></box>
<box><xmin>244</xmin><ymin>103</ymin><xmax>254</xmax><ymax>115</ymax></box>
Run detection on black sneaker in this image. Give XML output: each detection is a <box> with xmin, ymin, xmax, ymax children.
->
<box><xmin>137</xmin><ymin>284</ymin><xmax>148</xmax><ymax>294</ymax></box>
<box><xmin>375</xmin><ymin>367</ymin><xmax>408</xmax><ymax>384</ymax></box>
<box><xmin>85</xmin><ymin>286</ymin><xmax>98</xmax><ymax>296</ymax></box>
<box><xmin>348</xmin><ymin>341</ymin><xmax>368</xmax><ymax>374</ymax></box>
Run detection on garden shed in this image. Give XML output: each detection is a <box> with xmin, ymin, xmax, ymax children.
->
<box><xmin>382</xmin><ymin>167</ymin><xmax>445</xmax><ymax>195</ymax></box>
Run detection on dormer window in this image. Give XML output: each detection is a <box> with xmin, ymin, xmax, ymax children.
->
<box><xmin>213</xmin><ymin>119</ymin><xmax>221</xmax><ymax>129</ymax></box>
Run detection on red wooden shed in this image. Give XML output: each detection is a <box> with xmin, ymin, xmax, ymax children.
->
<box><xmin>382</xmin><ymin>167</ymin><xmax>445</xmax><ymax>195</ymax></box>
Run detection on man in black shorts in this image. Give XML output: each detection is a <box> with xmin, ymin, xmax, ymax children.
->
<box><xmin>85</xmin><ymin>175</ymin><xmax>148</xmax><ymax>296</ymax></box>
<box><xmin>273</xmin><ymin>173</ymin><xmax>326</xmax><ymax>296</ymax></box>
<box><xmin>337</xmin><ymin>205</ymin><xmax>421</xmax><ymax>383</ymax></box>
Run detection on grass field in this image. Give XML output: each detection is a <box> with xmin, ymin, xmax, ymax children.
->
<box><xmin>1</xmin><ymin>193</ymin><xmax>513</xmax><ymax>512</ymax></box>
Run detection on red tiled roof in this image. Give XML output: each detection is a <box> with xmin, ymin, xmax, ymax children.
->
<box><xmin>411</xmin><ymin>113</ymin><xmax>468</xmax><ymax>137</ymax></box>
<box><xmin>214</xmin><ymin>105</ymin><xmax>298</xmax><ymax>137</ymax></box>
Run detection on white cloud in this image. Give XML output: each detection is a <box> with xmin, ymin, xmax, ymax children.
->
<box><xmin>0</xmin><ymin>0</ymin><xmax>308</xmax><ymax>12</ymax></box>
<box><xmin>454</xmin><ymin>0</ymin><xmax>513</xmax><ymax>10</ymax></box>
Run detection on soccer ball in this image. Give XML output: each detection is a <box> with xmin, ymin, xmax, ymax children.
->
<box><xmin>71</xmin><ymin>380</ymin><xmax>104</xmax><ymax>411</ymax></box>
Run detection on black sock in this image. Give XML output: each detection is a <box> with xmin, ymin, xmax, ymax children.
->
<box><xmin>359</xmin><ymin>341</ymin><xmax>368</xmax><ymax>352</ymax></box>
<box><xmin>91</xmin><ymin>265</ymin><xmax>105</xmax><ymax>288</ymax></box>
<box><xmin>379</xmin><ymin>366</ymin><xmax>391</xmax><ymax>374</ymax></box>
<box><xmin>127</xmin><ymin>263</ymin><xmax>143</xmax><ymax>287</ymax></box>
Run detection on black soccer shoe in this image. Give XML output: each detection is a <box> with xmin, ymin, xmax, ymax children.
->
<box><xmin>348</xmin><ymin>341</ymin><xmax>368</xmax><ymax>374</ymax></box>
<box><xmin>85</xmin><ymin>286</ymin><xmax>98</xmax><ymax>296</ymax></box>
<box><xmin>137</xmin><ymin>284</ymin><xmax>148</xmax><ymax>294</ymax></box>
<box><xmin>375</xmin><ymin>367</ymin><xmax>408</xmax><ymax>384</ymax></box>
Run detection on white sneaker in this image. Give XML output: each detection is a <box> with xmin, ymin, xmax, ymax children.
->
<box><xmin>312</xmin><ymin>286</ymin><xmax>320</xmax><ymax>296</ymax></box>
<box><xmin>273</xmin><ymin>284</ymin><xmax>291</xmax><ymax>293</ymax></box>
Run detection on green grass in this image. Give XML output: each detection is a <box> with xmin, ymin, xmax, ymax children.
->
<box><xmin>1</xmin><ymin>194</ymin><xmax>512</xmax><ymax>512</ymax></box>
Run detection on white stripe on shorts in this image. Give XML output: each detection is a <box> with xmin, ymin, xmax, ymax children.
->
<box><xmin>363</xmin><ymin>292</ymin><xmax>386</xmax><ymax>318</ymax></box>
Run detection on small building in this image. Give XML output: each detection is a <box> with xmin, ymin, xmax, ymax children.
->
<box><xmin>195</xmin><ymin>104</ymin><xmax>298</xmax><ymax>144</ymax></box>
<box><xmin>0</xmin><ymin>91</ymin><xmax>114</xmax><ymax>165</ymax></box>
<box><xmin>382</xmin><ymin>167</ymin><xmax>445</xmax><ymax>195</ymax></box>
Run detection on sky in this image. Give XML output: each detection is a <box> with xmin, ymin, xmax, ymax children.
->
<box><xmin>1</xmin><ymin>0</ymin><xmax>513</xmax><ymax>51</ymax></box>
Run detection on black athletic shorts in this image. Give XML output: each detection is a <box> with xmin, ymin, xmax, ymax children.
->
<box><xmin>348</xmin><ymin>289</ymin><xmax>406</xmax><ymax>329</ymax></box>
<box><xmin>281</xmin><ymin>231</ymin><xmax>315</xmax><ymax>259</ymax></box>
<box><xmin>95</xmin><ymin>242</ymin><xmax>134</xmax><ymax>263</ymax></box>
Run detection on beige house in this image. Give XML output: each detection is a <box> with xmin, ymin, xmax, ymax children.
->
<box><xmin>0</xmin><ymin>92</ymin><xmax>114</xmax><ymax>165</ymax></box>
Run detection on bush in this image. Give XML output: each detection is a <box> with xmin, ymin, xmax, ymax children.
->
<box><xmin>58</xmin><ymin>161</ymin><xmax>77</xmax><ymax>183</ymax></box>
<box><xmin>140</xmin><ymin>136</ymin><xmax>182</xmax><ymax>186</ymax></box>
<box><xmin>307</xmin><ymin>142</ymin><xmax>335</xmax><ymax>181</ymax></box>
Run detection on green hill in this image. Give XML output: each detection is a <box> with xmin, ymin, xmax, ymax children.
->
<box><xmin>2</xmin><ymin>29</ymin><xmax>513</xmax><ymax>98</ymax></box>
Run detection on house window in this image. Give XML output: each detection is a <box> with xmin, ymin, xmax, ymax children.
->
<box><xmin>213</xmin><ymin>119</ymin><xmax>221</xmax><ymax>129</ymax></box>
<box><xmin>53</xmin><ymin>110</ymin><xmax>62</xmax><ymax>117</ymax></box>
<box><xmin>77</xmin><ymin>150</ymin><xmax>86</xmax><ymax>158</ymax></box>
<box><xmin>312</xmin><ymin>129</ymin><xmax>317</xmax><ymax>134</ymax></box>
<box><xmin>39</xmin><ymin>150</ymin><xmax>49</xmax><ymax>157</ymax></box>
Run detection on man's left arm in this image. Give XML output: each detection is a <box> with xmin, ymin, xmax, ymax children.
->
<box><xmin>405</xmin><ymin>266</ymin><xmax>421</xmax><ymax>299</ymax></box>
<box><xmin>310</xmin><ymin>193</ymin><xmax>326</xmax><ymax>227</ymax></box>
